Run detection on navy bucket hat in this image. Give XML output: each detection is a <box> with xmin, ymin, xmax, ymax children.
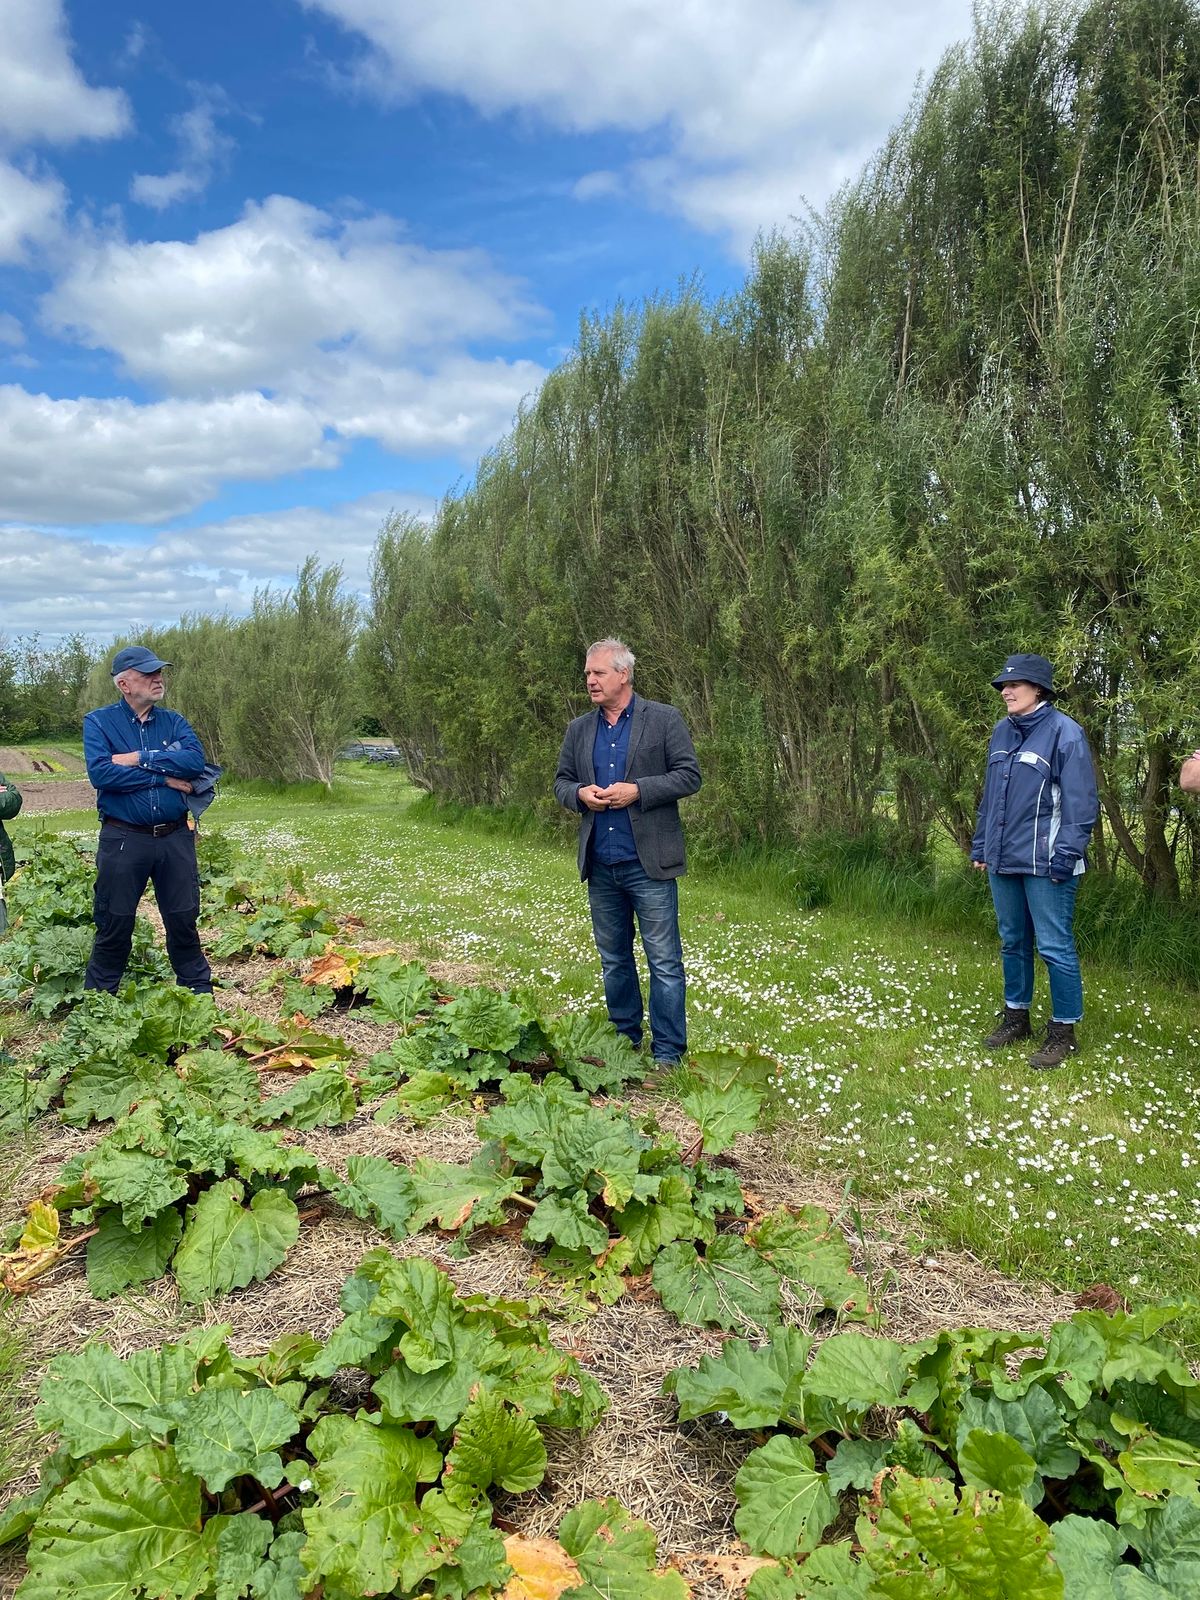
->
<box><xmin>991</xmin><ymin>653</ymin><xmax>1055</xmax><ymax>694</ymax></box>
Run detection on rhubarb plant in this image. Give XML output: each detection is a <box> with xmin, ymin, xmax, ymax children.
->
<box><xmin>664</xmin><ymin>1303</ymin><xmax>1200</xmax><ymax>1597</ymax></box>
<box><xmin>0</xmin><ymin>1256</ymin><xmax>608</xmax><ymax>1600</ymax></box>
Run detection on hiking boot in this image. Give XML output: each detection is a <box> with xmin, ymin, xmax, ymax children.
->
<box><xmin>984</xmin><ymin>1007</ymin><xmax>1032</xmax><ymax>1048</ymax></box>
<box><xmin>1029</xmin><ymin>1021</ymin><xmax>1078</xmax><ymax>1070</ymax></box>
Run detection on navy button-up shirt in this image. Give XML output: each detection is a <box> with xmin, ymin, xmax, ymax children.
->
<box><xmin>83</xmin><ymin>700</ymin><xmax>207</xmax><ymax>827</ymax></box>
<box><xmin>591</xmin><ymin>696</ymin><xmax>639</xmax><ymax>864</ymax></box>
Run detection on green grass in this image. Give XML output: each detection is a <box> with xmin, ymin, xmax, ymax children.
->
<box><xmin>6</xmin><ymin>765</ymin><xmax>1200</xmax><ymax>1340</ymax></box>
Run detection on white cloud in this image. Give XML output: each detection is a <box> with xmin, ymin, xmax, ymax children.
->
<box><xmin>0</xmin><ymin>0</ymin><xmax>130</xmax><ymax>147</ymax></box>
<box><xmin>131</xmin><ymin>85</ymin><xmax>237</xmax><ymax>210</ymax></box>
<box><xmin>0</xmin><ymin>159</ymin><xmax>65</xmax><ymax>261</ymax></box>
<box><xmin>303</xmin><ymin>0</ymin><xmax>973</xmax><ymax>250</ymax></box>
<box><xmin>0</xmin><ymin>492</ymin><xmax>433</xmax><ymax>637</ymax></box>
<box><xmin>0</xmin><ymin>313</ymin><xmax>25</xmax><ymax>347</ymax></box>
<box><xmin>0</xmin><ymin>385</ymin><xmax>338</xmax><ymax>524</ymax></box>
<box><xmin>44</xmin><ymin>194</ymin><xmax>540</xmax><ymax>393</ymax></box>
<box><xmin>300</xmin><ymin>352</ymin><xmax>547</xmax><ymax>454</ymax></box>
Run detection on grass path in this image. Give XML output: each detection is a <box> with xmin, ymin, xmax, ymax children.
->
<box><xmin>10</xmin><ymin>766</ymin><xmax>1200</xmax><ymax>1333</ymax></box>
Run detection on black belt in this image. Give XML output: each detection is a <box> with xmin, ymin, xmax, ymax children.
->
<box><xmin>101</xmin><ymin>816</ymin><xmax>187</xmax><ymax>838</ymax></box>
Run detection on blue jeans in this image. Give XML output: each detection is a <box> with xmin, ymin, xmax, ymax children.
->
<box><xmin>587</xmin><ymin>858</ymin><xmax>687</xmax><ymax>1062</ymax></box>
<box><xmin>988</xmin><ymin>871</ymin><xmax>1082</xmax><ymax>1023</ymax></box>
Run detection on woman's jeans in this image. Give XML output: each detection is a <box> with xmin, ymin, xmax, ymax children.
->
<box><xmin>587</xmin><ymin>858</ymin><xmax>687</xmax><ymax>1062</ymax></box>
<box><xmin>988</xmin><ymin>871</ymin><xmax>1083</xmax><ymax>1023</ymax></box>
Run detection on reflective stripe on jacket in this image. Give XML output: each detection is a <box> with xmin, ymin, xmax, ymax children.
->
<box><xmin>970</xmin><ymin>703</ymin><xmax>1098</xmax><ymax>879</ymax></box>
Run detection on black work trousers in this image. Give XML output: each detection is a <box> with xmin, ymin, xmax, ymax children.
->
<box><xmin>83</xmin><ymin>821</ymin><xmax>212</xmax><ymax>993</ymax></box>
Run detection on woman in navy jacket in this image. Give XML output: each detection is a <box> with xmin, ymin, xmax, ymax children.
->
<box><xmin>970</xmin><ymin>654</ymin><xmax>1098</xmax><ymax>1069</ymax></box>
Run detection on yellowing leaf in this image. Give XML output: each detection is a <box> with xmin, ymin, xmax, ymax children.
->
<box><xmin>502</xmin><ymin>1535</ymin><xmax>582</xmax><ymax>1599</ymax></box>
<box><xmin>304</xmin><ymin>949</ymin><xmax>359</xmax><ymax>988</ymax></box>
<box><xmin>20</xmin><ymin>1200</ymin><xmax>61</xmax><ymax>1254</ymax></box>
<box><xmin>681</xmin><ymin>1552</ymin><xmax>776</xmax><ymax>1593</ymax></box>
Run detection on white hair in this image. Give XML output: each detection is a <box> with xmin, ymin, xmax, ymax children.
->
<box><xmin>586</xmin><ymin>637</ymin><xmax>635</xmax><ymax>678</ymax></box>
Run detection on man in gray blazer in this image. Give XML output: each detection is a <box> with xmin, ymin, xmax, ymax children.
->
<box><xmin>554</xmin><ymin>637</ymin><xmax>701</xmax><ymax>1066</ymax></box>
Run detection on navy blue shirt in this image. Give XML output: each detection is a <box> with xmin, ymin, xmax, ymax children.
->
<box><xmin>83</xmin><ymin>701</ymin><xmax>207</xmax><ymax>827</ymax></box>
<box><xmin>591</xmin><ymin>696</ymin><xmax>640</xmax><ymax>865</ymax></box>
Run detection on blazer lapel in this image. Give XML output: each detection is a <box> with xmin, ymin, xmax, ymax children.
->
<box><xmin>624</xmin><ymin>696</ymin><xmax>646</xmax><ymax>773</ymax></box>
<box><xmin>581</xmin><ymin>716</ymin><xmax>597</xmax><ymax>786</ymax></box>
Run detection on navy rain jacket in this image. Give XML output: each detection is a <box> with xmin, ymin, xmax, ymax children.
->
<box><xmin>971</xmin><ymin>703</ymin><xmax>1098</xmax><ymax>880</ymax></box>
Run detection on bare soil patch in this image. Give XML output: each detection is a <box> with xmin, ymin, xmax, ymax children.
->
<box><xmin>4</xmin><ymin>779</ymin><xmax>95</xmax><ymax>814</ymax></box>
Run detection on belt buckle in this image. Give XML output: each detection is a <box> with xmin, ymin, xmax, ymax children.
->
<box><xmin>152</xmin><ymin>822</ymin><xmax>170</xmax><ymax>838</ymax></box>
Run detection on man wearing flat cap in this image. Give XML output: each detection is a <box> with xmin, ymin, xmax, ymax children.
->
<box><xmin>82</xmin><ymin>646</ymin><xmax>213</xmax><ymax>994</ymax></box>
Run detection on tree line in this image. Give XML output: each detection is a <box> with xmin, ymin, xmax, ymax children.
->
<box><xmin>359</xmin><ymin>0</ymin><xmax>1200</xmax><ymax>902</ymax></box>
<box><xmin>80</xmin><ymin>559</ymin><xmax>360</xmax><ymax>787</ymax></box>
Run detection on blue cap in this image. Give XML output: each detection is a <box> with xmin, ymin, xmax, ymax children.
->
<box><xmin>991</xmin><ymin>653</ymin><xmax>1055</xmax><ymax>693</ymax></box>
<box><xmin>111</xmin><ymin>645</ymin><xmax>171</xmax><ymax>675</ymax></box>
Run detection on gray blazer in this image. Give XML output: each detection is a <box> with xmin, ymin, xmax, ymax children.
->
<box><xmin>554</xmin><ymin>696</ymin><xmax>701</xmax><ymax>881</ymax></box>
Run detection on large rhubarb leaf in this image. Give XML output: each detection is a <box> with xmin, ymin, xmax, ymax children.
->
<box><xmin>747</xmin><ymin>1544</ymin><xmax>872</xmax><ymax>1598</ymax></box>
<box><xmin>860</xmin><ymin>1472</ymin><xmax>1063</xmax><ymax>1599</ymax></box>
<box><xmin>172</xmin><ymin>1181</ymin><xmax>299</xmax><ymax>1304</ymax></box>
<box><xmin>367</xmin><ymin>1254</ymin><xmax>458</xmax><ymax>1372</ymax></box>
<box><xmin>680</xmin><ymin>1082</ymin><xmax>762</xmax><ymax>1154</ymax></box>
<box><xmin>1125</xmin><ymin>1496</ymin><xmax>1200</xmax><ymax>1594</ymax></box>
<box><xmin>734</xmin><ymin>1436</ymin><xmax>838</xmax><ymax>1559</ymax></box>
<box><xmin>443</xmin><ymin>1389</ymin><xmax>547</xmax><ymax>1506</ymax></box>
<box><xmin>319</xmin><ymin>1153</ymin><xmax>417</xmax><ymax>1236</ymax></box>
<box><xmin>527</xmin><ymin>1191</ymin><xmax>610</xmax><ymax>1254</ymax></box>
<box><xmin>172</xmin><ymin>1386</ymin><xmax>301</xmax><ymax>1493</ymax></box>
<box><xmin>372</xmin><ymin>1322</ymin><xmax>498</xmax><ymax>1430</ymax></box>
<box><xmin>664</xmin><ymin>1328</ymin><xmax>812</xmax><ymax>1429</ymax></box>
<box><xmin>359</xmin><ymin>960</ymin><xmax>435</xmax><ymax>1023</ymax></box>
<box><xmin>406</xmin><ymin>1155</ymin><xmax>521</xmax><ymax>1233</ymax></box>
<box><xmin>252</xmin><ymin>1066</ymin><xmax>357</xmax><ymax>1130</ymax></box>
<box><xmin>61</xmin><ymin>1055</ymin><xmax>166</xmax><ymax>1128</ymax></box>
<box><xmin>302</xmin><ymin>1419</ymin><xmax>445</xmax><ymax>1596</ymax></box>
<box><xmin>167</xmin><ymin>1050</ymin><xmax>260</xmax><ymax>1122</ymax></box>
<box><xmin>745</xmin><ymin>1204</ymin><xmax>874</xmax><ymax>1320</ymax></box>
<box><xmin>558</xmin><ymin>1498</ymin><xmax>688</xmax><ymax>1600</ymax></box>
<box><xmin>540</xmin><ymin>1109</ymin><xmax>648</xmax><ymax>1208</ymax></box>
<box><xmin>37</xmin><ymin>1343</ymin><xmax>201</xmax><ymax>1458</ymax></box>
<box><xmin>84</xmin><ymin>1144</ymin><xmax>190</xmax><ymax>1229</ymax></box>
<box><xmin>616</xmin><ymin>1173</ymin><xmax>701</xmax><ymax>1267</ymax></box>
<box><xmin>957</xmin><ymin>1429</ymin><xmax>1039</xmax><ymax>1502</ymax></box>
<box><xmin>652</xmin><ymin>1237</ymin><xmax>781</xmax><ymax>1332</ymax></box>
<box><xmin>129</xmin><ymin>987</ymin><xmax>220</xmax><ymax>1059</ymax></box>
<box><xmin>439</xmin><ymin>987</ymin><xmax>525</xmax><ymax>1053</ymax></box>
<box><xmin>804</xmin><ymin>1333</ymin><xmax>913</xmax><ymax>1414</ymax></box>
<box><xmin>1047</xmin><ymin>1517</ymin><xmax>1171</xmax><ymax>1599</ymax></box>
<box><xmin>86</xmin><ymin>1209</ymin><xmax>183</xmax><ymax>1298</ymax></box>
<box><xmin>957</xmin><ymin>1386</ymin><xmax>1080</xmax><ymax>1487</ymax></box>
<box><xmin>546</xmin><ymin>1012</ymin><xmax>643</xmax><ymax>1092</ymax></box>
<box><xmin>1113</xmin><ymin>1416</ymin><xmax>1200</xmax><ymax>1506</ymax></box>
<box><xmin>16</xmin><ymin>1444</ymin><xmax>214</xmax><ymax>1600</ymax></box>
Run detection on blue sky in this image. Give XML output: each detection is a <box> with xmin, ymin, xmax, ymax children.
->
<box><xmin>1</xmin><ymin>0</ymin><xmax>972</xmax><ymax>640</ymax></box>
